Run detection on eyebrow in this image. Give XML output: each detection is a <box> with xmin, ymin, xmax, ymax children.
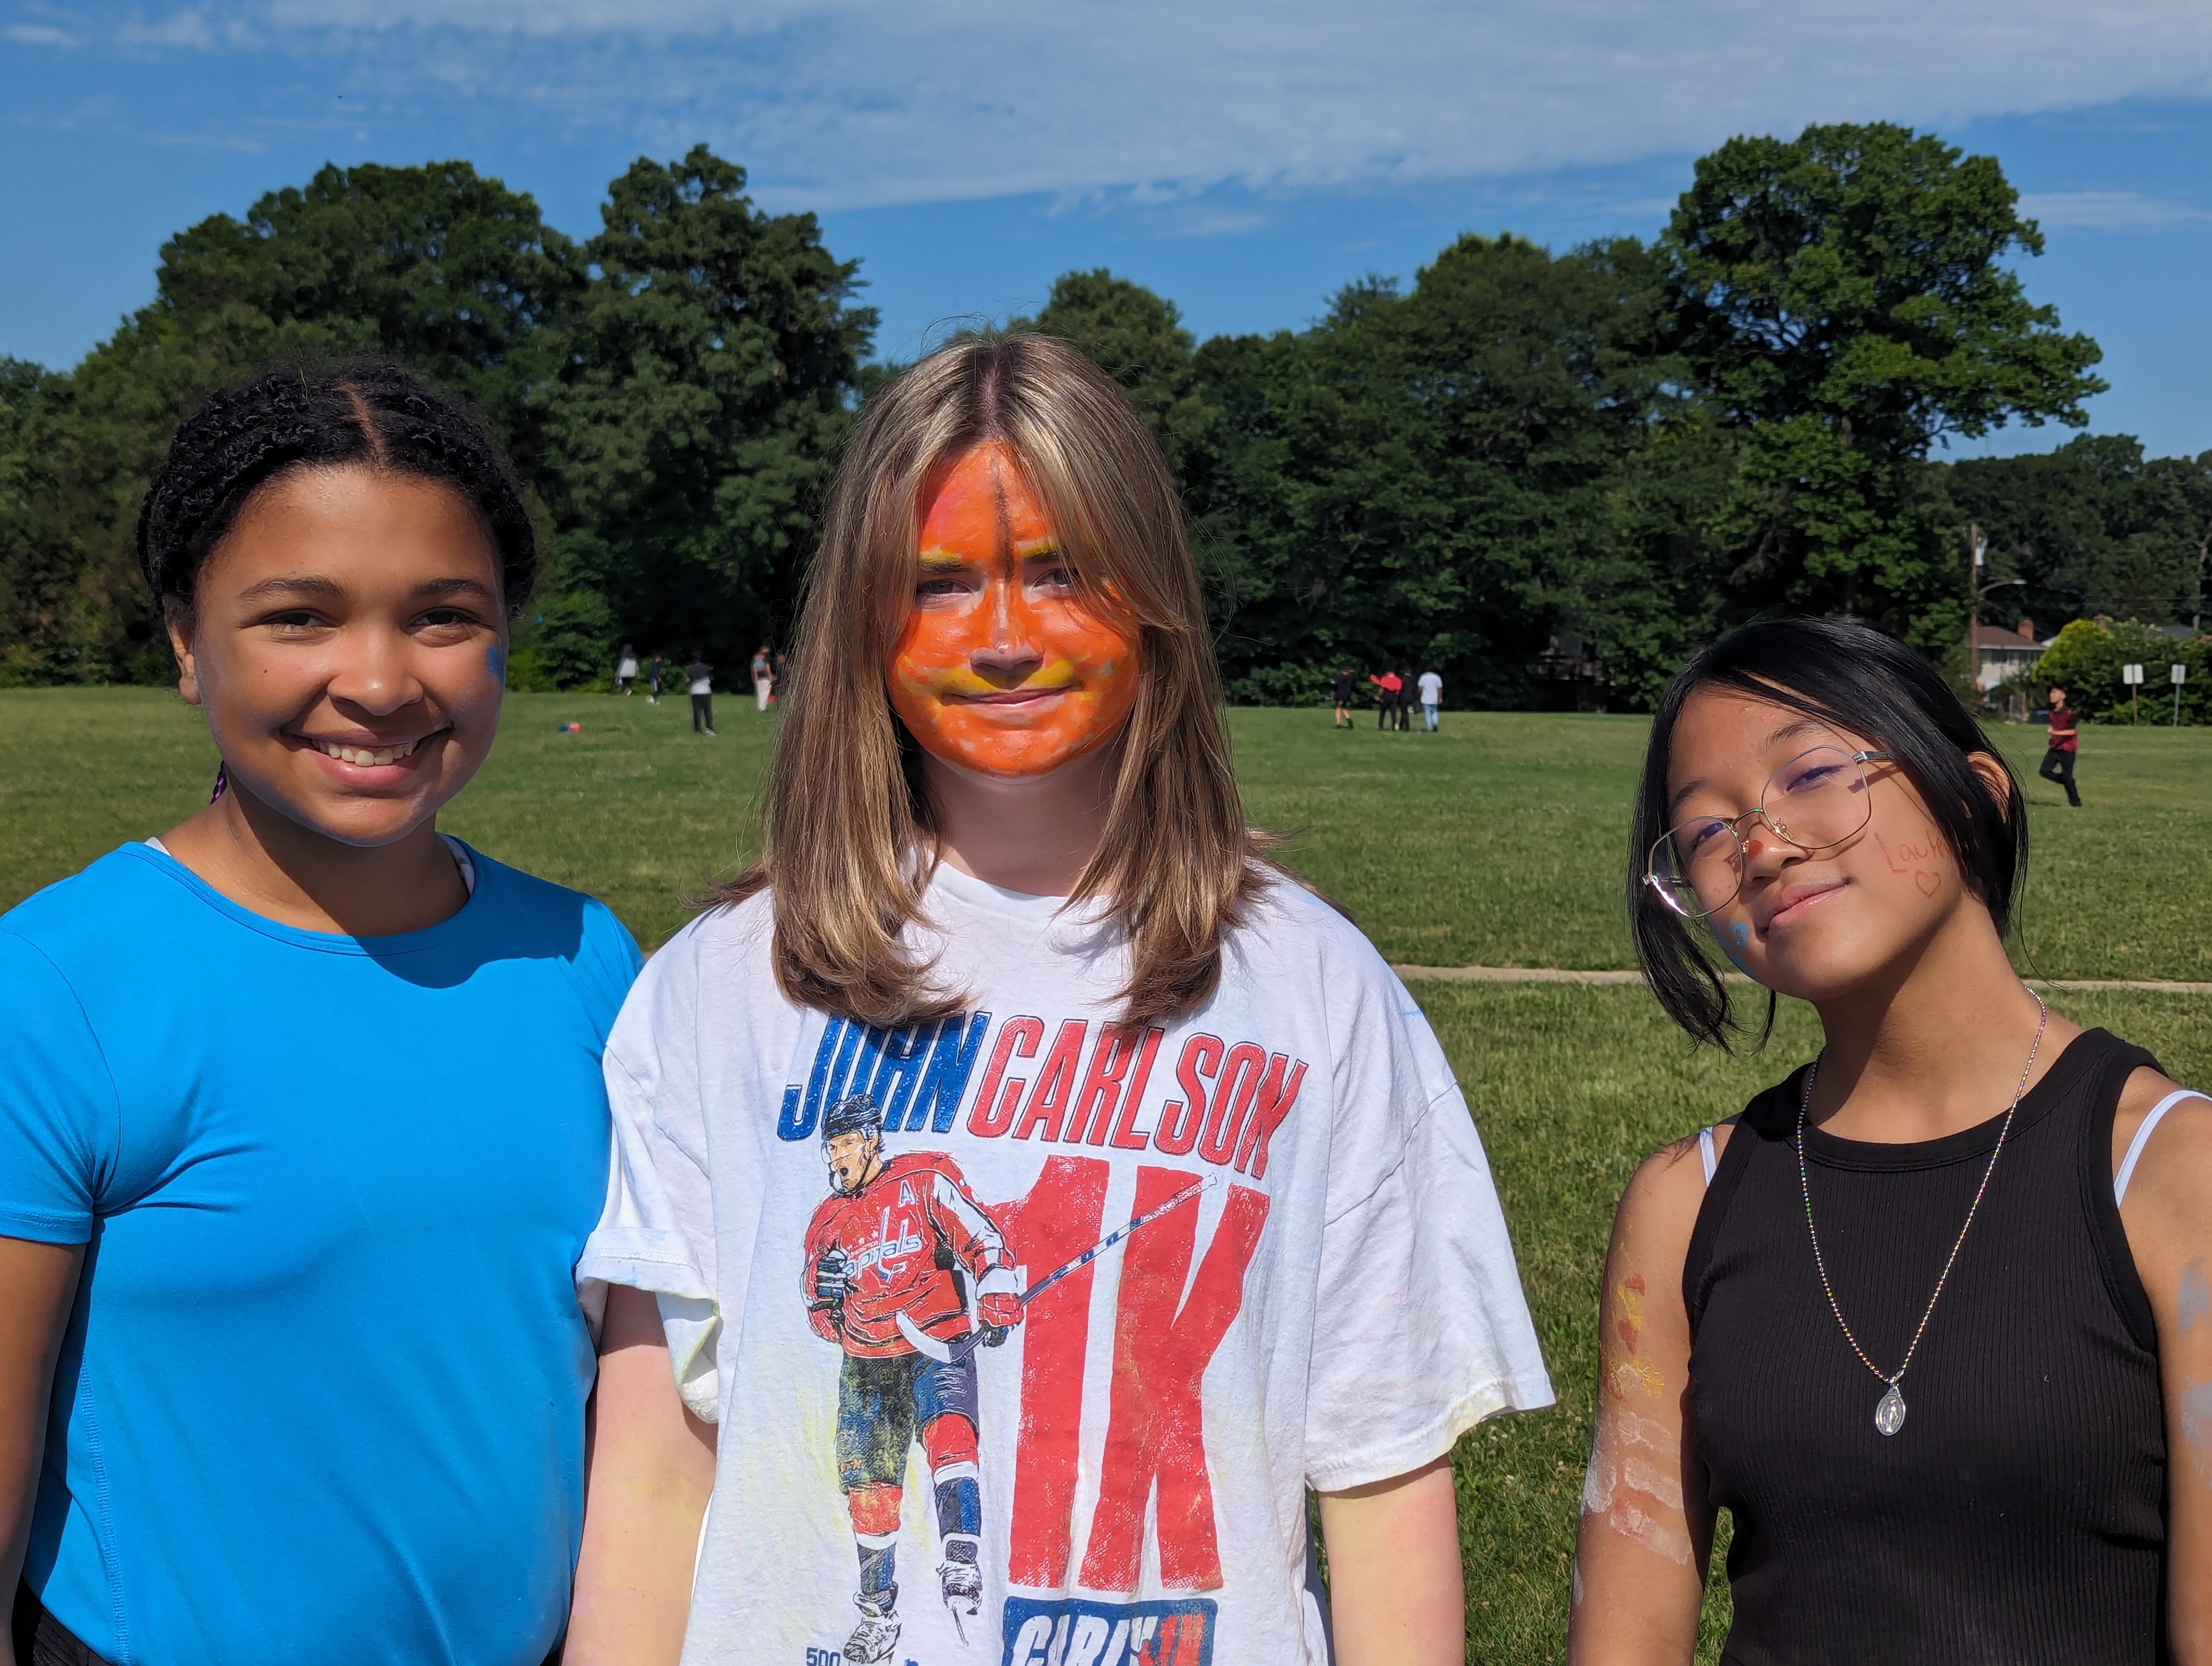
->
<box><xmin>236</xmin><ymin>573</ymin><xmax>344</xmax><ymax>602</ymax></box>
<box><xmin>1667</xmin><ymin>716</ymin><xmax>1834</xmax><ymax>815</ymax></box>
<box><xmin>235</xmin><ymin>574</ymin><xmax>499</xmax><ymax>603</ymax></box>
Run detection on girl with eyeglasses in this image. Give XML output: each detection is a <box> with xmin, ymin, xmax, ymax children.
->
<box><xmin>1567</xmin><ymin>617</ymin><xmax>2209</xmax><ymax>1664</ymax></box>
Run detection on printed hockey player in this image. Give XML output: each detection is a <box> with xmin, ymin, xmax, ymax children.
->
<box><xmin>802</xmin><ymin>1092</ymin><xmax>1023</xmax><ymax>1660</ymax></box>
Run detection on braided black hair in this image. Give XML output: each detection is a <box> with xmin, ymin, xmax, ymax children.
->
<box><xmin>138</xmin><ymin>362</ymin><xmax>536</xmax><ymax>619</ymax></box>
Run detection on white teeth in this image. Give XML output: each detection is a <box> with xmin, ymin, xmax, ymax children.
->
<box><xmin>312</xmin><ymin>736</ymin><xmax>422</xmax><ymax>766</ymax></box>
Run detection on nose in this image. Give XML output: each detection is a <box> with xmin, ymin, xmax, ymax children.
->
<box><xmin>967</xmin><ymin>569</ymin><xmax>1043</xmax><ymax>685</ymax></box>
<box><xmin>324</xmin><ymin>621</ymin><xmax>427</xmax><ymax>718</ymax></box>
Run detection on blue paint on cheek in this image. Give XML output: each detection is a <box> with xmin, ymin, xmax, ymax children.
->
<box><xmin>485</xmin><ymin>643</ymin><xmax>507</xmax><ymax>683</ymax></box>
<box><xmin>1717</xmin><ymin>919</ymin><xmax>1757</xmax><ymax>978</ymax></box>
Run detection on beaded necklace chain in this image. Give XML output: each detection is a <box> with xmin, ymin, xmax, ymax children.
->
<box><xmin>1796</xmin><ymin>996</ymin><xmax>2049</xmax><ymax>1437</ymax></box>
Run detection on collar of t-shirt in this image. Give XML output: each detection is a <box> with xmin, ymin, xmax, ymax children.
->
<box><xmin>141</xmin><ymin>834</ymin><xmax>477</xmax><ymax>896</ymax></box>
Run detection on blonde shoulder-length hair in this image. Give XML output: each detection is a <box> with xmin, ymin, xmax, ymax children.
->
<box><xmin>717</xmin><ymin>332</ymin><xmax>1273</xmax><ymax>1031</ymax></box>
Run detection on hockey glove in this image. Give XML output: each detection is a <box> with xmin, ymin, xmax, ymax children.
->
<box><xmin>810</xmin><ymin>1247</ymin><xmax>854</xmax><ymax>1323</ymax></box>
<box><xmin>977</xmin><ymin>1289</ymin><xmax>1022</xmax><ymax>1345</ymax></box>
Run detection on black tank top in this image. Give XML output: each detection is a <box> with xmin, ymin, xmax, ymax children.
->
<box><xmin>1685</xmin><ymin>1028</ymin><xmax>2168</xmax><ymax>1664</ymax></box>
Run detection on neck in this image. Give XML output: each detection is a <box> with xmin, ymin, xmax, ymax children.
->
<box><xmin>919</xmin><ymin>744</ymin><xmax>1117</xmax><ymax>898</ymax></box>
<box><xmin>158</xmin><ymin>782</ymin><xmax>466</xmax><ymax>937</ymax></box>
<box><xmin>1804</xmin><ymin>904</ymin><xmax>2076</xmax><ymax>1143</ymax></box>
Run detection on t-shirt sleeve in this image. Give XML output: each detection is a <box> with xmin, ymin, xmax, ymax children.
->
<box><xmin>0</xmin><ymin>929</ymin><xmax>121</xmax><ymax>1245</ymax></box>
<box><xmin>1303</xmin><ymin>960</ymin><xmax>1553</xmax><ymax>1491</ymax></box>
<box><xmin>575</xmin><ymin>938</ymin><xmax>725</xmax><ymax>1422</ymax></box>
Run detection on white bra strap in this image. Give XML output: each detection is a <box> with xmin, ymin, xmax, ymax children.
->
<box><xmin>1699</xmin><ymin>1125</ymin><xmax>1718</xmax><ymax>1186</ymax></box>
<box><xmin>2114</xmin><ymin>1090</ymin><xmax>2210</xmax><ymax>1204</ymax></box>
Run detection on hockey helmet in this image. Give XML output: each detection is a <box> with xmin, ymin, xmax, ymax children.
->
<box><xmin>821</xmin><ymin>1091</ymin><xmax>885</xmax><ymax>1146</ymax></box>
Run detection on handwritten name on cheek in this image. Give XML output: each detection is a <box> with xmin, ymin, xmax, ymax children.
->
<box><xmin>1873</xmin><ymin>829</ymin><xmax>1943</xmax><ymax>899</ymax></box>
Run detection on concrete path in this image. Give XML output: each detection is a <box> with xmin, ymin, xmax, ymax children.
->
<box><xmin>1393</xmin><ymin>965</ymin><xmax>2212</xmax><ymax>995</ymax></box>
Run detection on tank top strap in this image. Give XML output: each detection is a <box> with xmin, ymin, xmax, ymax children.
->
<box><xmin>1683</xmin><ymin>1072</ymin><xmax>1799</xmax><ymax>1331</ymax></box>
<box><xmin>2070</xmin><ymin>1028</ymin><xmax>2168</xmax><ymax>1355</ymax></box>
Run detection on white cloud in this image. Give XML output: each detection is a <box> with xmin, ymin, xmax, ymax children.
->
<box><xmin>2019</xmin><ymin>189</ymin><xmax>2212</xmax><ymax>228</ymax></box>
<box><xmin>5</xmin><ymin>20</ymin><xmax>79</xmax><ymax>43</ymax></box>
<box><xmin>47</xmin><ymin>0</ymin><xmax>2212</xmax><ymax>208</ymax></box>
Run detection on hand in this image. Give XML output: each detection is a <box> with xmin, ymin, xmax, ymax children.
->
<box><xmin>811</xmin><ymin>1247</ymin><xmax>853</xmax><ymax>1315</ymax></box>
<box><xmin>976</xmin><ymin>1289</ymin><xmax>1022</xmax><ymax>1345</ymax></box>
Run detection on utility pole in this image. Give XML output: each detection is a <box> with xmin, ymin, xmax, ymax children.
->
<box><xmin>1965</xmin><ymin>523</ymin><xmax>1986</xmax><ymax>696</ymax></box>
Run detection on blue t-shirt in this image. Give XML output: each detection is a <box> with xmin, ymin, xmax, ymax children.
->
<box><xmin>0</xmin><ymin>841</ymin><xmax>640</xmax><ymax>1666</ymax></box>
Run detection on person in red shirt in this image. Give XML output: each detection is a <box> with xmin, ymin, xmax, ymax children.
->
<box><xmin>2039</xmin><ymin>684</ymin><xmax>2081</xmax><ymax>806</ymax></box>
<box><xmin>801</xmin><ymin>1092</ymin><xmax>1021</xmax><ymax>1652</ymax></box>
<box><xmin>1368</xmin><ymin>669</ymin><xmax>1401</xmax><ymax>731</ymax></box>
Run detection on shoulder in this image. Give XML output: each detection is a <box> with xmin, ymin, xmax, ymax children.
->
<box><xmin>1622</xmin><ymin>1118</ymin><xmax>1732</xmax><ymax>1235</ymax></box>
<box><xmin>882</xmin><ymin>1149</ymin><xmax>968</xmax><ymax>1188</ymax></box>
<box><xmin>602</xmin><ymin>891</ymin><xmax>788</xmax><ymax>1067</ymax></box>
<box><xmin>2114</xmin><ymin>1066</ymin><xmax>2212</xmax><ymax>1222</ymax></box>
<box><xmin>1234</xmin><ymin>867</ymin><xmax>1388</xmax><ymax>977</ymax></box>
<box><xmin>3</xmin><ymin>844</ymin><xmax>179</xmax><ymax>953</ymax></box>
<box><xmin>464</xmin><ymin>847</ymin><xmax>644</xmax><ymax>1010</ymax></box>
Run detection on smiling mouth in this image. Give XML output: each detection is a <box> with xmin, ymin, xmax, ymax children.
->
<box><xmin>1761</xmin><ymin>882</ymin><xmax>1845</xmax><ymax>930</ymax></box>
<box><xmin>302</xmin><ymin>734</ymin><xmax>434</xmax><ymax>767</ymax></box>
<box><xmin>945</xmin><ymin>686</ymin><xmax>1073</xmax><ymax>706</ymax></box>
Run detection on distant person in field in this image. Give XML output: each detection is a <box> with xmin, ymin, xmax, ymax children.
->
<box><xmin>1333</xmin><ymin>665</ymin><xmax>1355</xmax><ymax>728</ymax></box>
<box><xmin>2039</xmin><ymin>684</ymin><xmax>2081</xmax><ymax>806</ymax></box>
<box><xmin>647</xmin><ymin>651</ymin><xmax>664</xmax><ymax>704</ymax></box>
<box><xmin>1417</xmin><ymin>667</ymin><xmax>1442</xmax><ymax>732</ymax></box>
<box><xmin>687</xmin><ymin>655</ymin><xmax>717</xmax><ymax>735</ymax></box>
<box><xmin>1397</xmin><ymin>669</ymin><xmax>1416</xmax><ymax>732</ymax></box>
<box><xmin>1572</xmin><ymin>616</ymin><xmax>2210</xmax><ymax>1664</ymax></box>
<box><xmin>616</xmin><ymin>643</ymin><xmax>640</xmax><ymax>696</ymax></box>
<box><xmin>771</xmin><ymin>650</ymin><xmax>789</xmax><ymax>706</ymax></box>
<box><xmin>564</xmin><ymin>334</ymin><xmax>1549</xmax><ymax>1666</ymax></box>
<box><xmin>1369</xmin><ymin>668</ymin><xmax>1401</xmax><ymax>729</ymax></box>
<box><xmin>0</xmin><ymin>363</ymin><xmax>640</xmax><ymax>1666</ymax></box>
<box><xmin>753</xmin><ymin>644</ymin><xmax>774</xmax><ymax>713</ymax></box>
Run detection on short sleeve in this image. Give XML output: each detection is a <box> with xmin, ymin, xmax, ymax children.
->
<box><xmin>576</xmin><ymin>940</ymin><xmax>724</xmax><ymax>1422</ymax></box>
<box><xmin>1303</xmin><ymin>971</ymin><xmax>1553</xmax><ymax>1491</ymax></box>
<box><xmin>0</xmin><ymin>929</ymin><xmax>120</xmax><ymax>1245</ymax></box>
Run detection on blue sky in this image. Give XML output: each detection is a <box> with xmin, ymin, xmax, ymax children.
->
<box><xmin>5</xmin><ymin>0</ymin><xmax>2210</xmax><ymax>459</ymax></box>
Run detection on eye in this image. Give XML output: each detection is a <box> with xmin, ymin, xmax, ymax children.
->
<box><xmin>261</xmin><ymin>608</ymin><xmax>326</xmax><ymax>634</ymax></box>
<box><xmin>916</xmin><ymin>575</ymin><xmax>967</xmax><ymax>599</ymax></box>
<box><xmin>1681</xmin><ymin>819</ymin><xmax>1728</xmax><ymax>855</ymax></box>
<box><xmin>1779</xmin><ymin>761</ymin><xmax>1844</xmax><ymax>794</ymax></box>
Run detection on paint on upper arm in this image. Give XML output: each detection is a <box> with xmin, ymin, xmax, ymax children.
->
<box><xmin>2182</xmin><ymin>1376</ymin><xmax>2212</xmax><ymax>1484</ymax></box>
<box><xmin>2181</xmin><ymin>1258</ymin><xmax>2209</xmax><ymax>1335</ymax></box>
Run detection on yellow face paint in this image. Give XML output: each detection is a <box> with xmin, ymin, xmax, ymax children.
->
<box><xmin>887</xmin><ymin>443</ymin><xmax>1141</xmax><ymax>781</ymax></box>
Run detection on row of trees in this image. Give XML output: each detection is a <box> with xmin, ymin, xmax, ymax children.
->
<box><xmin>3</xmin><ymin>124</ymin><xmax>2206</xmax><ymax>709</ymax></box>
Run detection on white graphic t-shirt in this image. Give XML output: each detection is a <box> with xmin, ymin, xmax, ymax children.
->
<box><xmin>580</xmin><ymin>864</ymin><xmax>1552</xmax><ymax>1666</ymax></box>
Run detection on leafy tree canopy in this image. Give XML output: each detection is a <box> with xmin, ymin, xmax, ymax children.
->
<box><xmin>538</xmin><ymin>145</ymin><xmax>876</xmax><ymax>670</ymax></box>
<box><xmin>1667</xmin><ymin>123</ymin><xmax>2106</xmax><ymax>643</ymax></box>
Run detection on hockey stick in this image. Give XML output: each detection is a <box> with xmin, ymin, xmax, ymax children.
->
<box><xmin>896</xmin><ymin>1173</ymin><xmax>1220</xmax><ymax>1364</ymax></box>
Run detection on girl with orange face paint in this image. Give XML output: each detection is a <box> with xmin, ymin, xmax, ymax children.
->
<box><xmin>888</xmin><ymin>442</ymin><xmax>1141</xmax><ymax>783</ymax></box>
<box><xmin>571</xmin><ymin>336</ymin><xmax>1549</xmax><ymax>1666</ymax></box>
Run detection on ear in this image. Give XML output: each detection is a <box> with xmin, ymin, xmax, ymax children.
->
<box><xmin>164</xmin><ymin>600</ymin><xmax>202</xmax><ymax>708</ymax></box>
<box><xmin>1967</xmin><ymin>751</ymin><xmax>2012</xmax><ymax>819</ymax></box>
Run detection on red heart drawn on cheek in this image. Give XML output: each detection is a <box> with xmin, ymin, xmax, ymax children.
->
<box><xmin>1915</xmin><ymin>870</ymin><xmax>1939</xmax><ymax>897</ymax></box>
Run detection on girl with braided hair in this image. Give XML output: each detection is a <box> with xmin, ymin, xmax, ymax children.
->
<box><xmin>0</xmin><ymin>363</ymin><xmax>640</xmax><ymax>1666</ymax></box>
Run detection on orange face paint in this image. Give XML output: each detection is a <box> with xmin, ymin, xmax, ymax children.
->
<box><xmin>887</xmin><ymin>443</ymin><xmax>1140</xmax><ymax>781</ymax></box>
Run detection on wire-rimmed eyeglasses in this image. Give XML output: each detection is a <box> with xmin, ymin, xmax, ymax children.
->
<box><xmin>1645</xmin><ymin>746</ymin><xmax>1896</xmax><ymax>921</ymax></box>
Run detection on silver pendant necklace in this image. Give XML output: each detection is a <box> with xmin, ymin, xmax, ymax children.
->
<box><xmin>1796</xmin><ymin>997</ymin><xmax>2049</xmax><ymax>1437</ymax></box>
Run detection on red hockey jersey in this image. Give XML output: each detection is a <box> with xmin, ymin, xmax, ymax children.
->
<box><xmin>801</xmin><ymin>1151</ymin><xmax>1017</xmax><ymax>1358</ymax></box>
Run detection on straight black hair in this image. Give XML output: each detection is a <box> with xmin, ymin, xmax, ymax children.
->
<box><xmin>1630</xmin><ymin>617</ymin><xmax>2028</xmax><ymax>1049</ymax></box>
<box><xmin>138</xmin><ymin>362</ymin><xmax>536</xmax><ymax>620</ymax></box>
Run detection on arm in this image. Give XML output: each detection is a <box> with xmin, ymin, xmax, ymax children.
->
<box><xmin>2112</xmin><ymin>1071</ymin><xmax>2212</xmax><ymax>1662</ymax></box>
<box><xmin>1319</xmin><ymin>1456</ymin><xmax>1462</xmax><ymax>1665</ymax></box>
<box><xmin>2</xmin><ymin>1235</ymin><xmax>84</xmax><ymax>1665</ymax></box>
<box><xmin>1567</xmin><ymin>1131</ymin><xmax>1721</xmax><ymax>1666</ymax></box>
<box><xmin>565</xmin><ymin>1285</ymin><xmax>718</xmax><ymax>1666</ymax></box>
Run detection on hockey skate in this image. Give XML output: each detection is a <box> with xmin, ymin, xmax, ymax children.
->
<box><xmin>844</xmin><ymin>1590</ymin><xmax>902</xmax><ymax>1665</ymax></box>
<box><xmin>938</xmin><ymin>1534</ymin><xmax>982</xmax><ymax>1643</ymax></box>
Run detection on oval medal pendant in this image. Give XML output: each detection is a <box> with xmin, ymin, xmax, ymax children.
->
<box><xmin>1874</xmin><ymin>1383</ymin><xmax>1907</xmax><ymax>1436</ymax></box>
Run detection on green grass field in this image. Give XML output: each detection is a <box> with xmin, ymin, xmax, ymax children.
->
<box><xmin>3</xmin><ymin>688</ymin><xmax>2208</xmax><ymax>1662</ymax></box>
